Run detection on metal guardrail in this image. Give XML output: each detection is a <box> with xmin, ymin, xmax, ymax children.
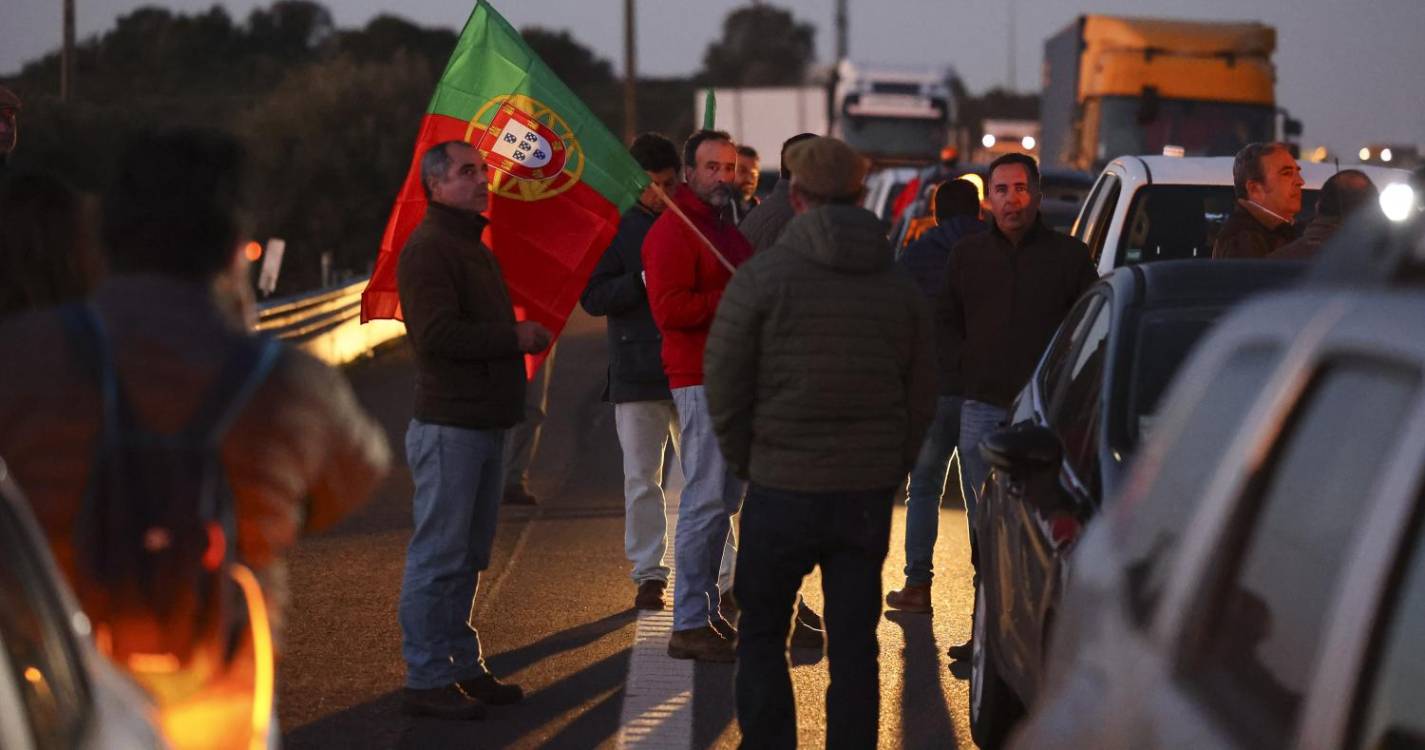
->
<box><xmin>256</xmin><ymin>280</ymin><xmax>405</xmax><ymax>366</ymax></box>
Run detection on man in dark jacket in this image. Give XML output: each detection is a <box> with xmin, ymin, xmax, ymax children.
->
<box><xmin>1212</xmin><ymin>142</ymin><xmax>1304</xmax><ymax>259</ymax></box>
<box><xmin>396</xmin><ymin>140</ymin><xmax>552</xmax><ymax>720</ymax></box>
<box><xmin>581</xmin><ymin>132</ymin><xmax>736</xmax><ymax>611</ymax></box>
<box><xmin>942</xmin><ymin>153</ymin><xmax>1096</xmax><ymax>544</ymax></box>
<box><xmin>1271</xmin><ymin>169</ymin><xmax>1377</xmax><ymax>260</ymax></box>
<box><xmin>706</xmin><ymin>137</ymin><xmax>936</xmax><ymax>748</ymax></box>
<box><xmin>886</xmin><ymin>178</ymin><xmax>985</xmax><ymax>614</ymax></box>
<box><xmin>0</xmin><ymin>85</ymin><xmax>17</xmax><ymax>172</ymax></box>
<box><xmin>738</xmin><ymin>132</ymin><xmax>817</xmax><ymax>253</ymax></box>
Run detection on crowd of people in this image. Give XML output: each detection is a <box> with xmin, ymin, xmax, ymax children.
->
<box><xmin>0</xmin><ymin>66</ymin><xmax>1403</xmax><ymax>746</ymax></box>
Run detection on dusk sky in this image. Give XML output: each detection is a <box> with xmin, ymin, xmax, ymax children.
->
<box><xmin>4</xmin><ymin>0</ymin><xmax>1422</xmax><ymax>156</ymax></box>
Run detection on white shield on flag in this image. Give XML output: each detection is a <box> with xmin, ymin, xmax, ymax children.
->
<box><xmin>490</xmin><ymin>121</ymin><xmax>554</xmax><ymax>169</ymax></box>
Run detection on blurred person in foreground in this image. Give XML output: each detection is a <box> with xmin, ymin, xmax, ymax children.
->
<box><xmin>885</xmin><ymin>178</ymin><xmax>986</xmax><ymax>615</ymax></box>
<box><xmin>1271</xmin><ymin>169</ymin><xmax>1378</xmax><ymax>260</ymax></box>
<box><xmin>0</xmin><ymin>171</ymin><xmax>103</xmax><ymax>318</ymax></box>
<box><xmin>705</xmin><ymin>136</ymin><xmax>936</xmax><ymax>748</ymax></box>
<box><xmin>738</xmin><ymin>132</ymin><xmax>817</xmax><ymax>253</ymax></box>
<box><xmin>1212</xmin><ymin>141</ymin><xmax>1304</xmax><ymax>259</ymax></box>
<box><xmin>0</xmin><ymin>128</ymin><xmax>391</xmax><ymax>744</ymax></box>
<box><xmin>396</xmin><ymin>140</ymin><xmax>551</xmax><ymax>719</ymax></box>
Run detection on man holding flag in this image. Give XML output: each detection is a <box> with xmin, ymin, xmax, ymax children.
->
<box><xmin>363</xmin><ymin>0</ymin><xmax>650</xmax><ymax>719</ymax></box>
<box><xmin>642</xmin><ymin>129</ymin><xmax>754</xmax><ymax>662</ymax></box>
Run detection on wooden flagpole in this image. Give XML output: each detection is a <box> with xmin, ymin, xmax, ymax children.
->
<box><xmin>647</xmin><ymin>183</ymin><xmax>737</xmax><ymax>273</ymax></box>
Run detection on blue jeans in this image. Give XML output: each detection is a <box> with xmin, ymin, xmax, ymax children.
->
<box><xmin>670</xmin><ymin>386</ymin><xmax>745</xmax><ymax>632</ymax></box>
<box><xmin>735</xmin><ymin>483</ymin><xmax>893</xmax><ymax>750</ymax></box>
<box><xmin>957</xmin><ymin>400</ymin><xmax>1008</xmax><ymax>527</ymax></box>
<box><xmin>398</xmin><ymin>420</ymin><xmax>505</xmax><ymax>689</ymax></box>
<box><xmin>903</xmin><ymin>395</ymin><xmax>962</xmax><ymax>586</ymax></box>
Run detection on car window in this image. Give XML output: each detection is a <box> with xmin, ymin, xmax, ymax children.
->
<box><xmin>1070</xmin><ymin>172</ymin><xmax>1109</xmax><ymax>241</ymax></box>
<box><xmin>1184</xmin><ymin>360</ymin><xmax>1420</xmax><ymax>749</ymax></box>
<box><xmin>1038</xmin><ymin>293</ymin><xmax>1105</xmax><ymax>408</ymax></box>
<box><xmin>1116</xmin><ymin>185</ymin><xmax>1322</xmax><ymax>267</ymax></box>
<box><xmin>1124</xmin><ymin>307</ymin><xmax>1224</xmax><ymax>448</ymax></box>
<box><xmin>0</xmin><ymin>499</ymin><xmax>90</xmax><ymax>749</ymax></box>
<box><xmin>1351</xmin><ymin>498</ymin><xmax>1425</xmax><ymax>750</ymax></box>
<box><xmin>1078</xmin><ymin>175</ymin><xmax>1121</xmax><ymax>266</ymax></box>
<box><xmin>1115</xmin><ymin>345</ymin><xmax>1283</xmax><ymax>627</ymax></box>
<box><xmin>1047</xmin><ymin>300</ymin><xmax>1111</xmax><ymax>495</ymax></box>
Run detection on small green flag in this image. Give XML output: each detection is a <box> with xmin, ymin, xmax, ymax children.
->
<box><xmin>703</xmin><ymin>88</ymin><xmax>716</xmax><ymax>130</ymax></box>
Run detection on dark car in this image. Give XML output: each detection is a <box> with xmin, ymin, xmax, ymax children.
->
<box><xmin>967</xmin><ymin>259</ymin><xmax>1304</xmax><ymax>748</ymax></box>
<box><xmin>1009</xmin><ymin>208</ymin><xmax>1425</xmax><ymax>750</ymax></box>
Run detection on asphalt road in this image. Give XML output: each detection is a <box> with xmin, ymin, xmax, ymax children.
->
<box><xmin>277</xmin><ymin>308</ymin><xmax>979</xmax><ymax>749</ymax></box>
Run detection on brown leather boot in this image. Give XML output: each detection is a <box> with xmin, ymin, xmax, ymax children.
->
<box><xmin>885</xmin><ymin>582</ymin><xmax>933</xmax><ymax>613</ymax></box>
<box><xmin>634</xmin><ymin>580</ymin><xmax>666</xmax><ymax>610</ymax></box>
<box><xmin>667</xmin><ymin>626</ymin><xmax>735</xmax><ymax>663</ymax></box>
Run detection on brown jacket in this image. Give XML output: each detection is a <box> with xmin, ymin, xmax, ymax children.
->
<box><xmin>398</xmin><ymin>203</ymin><xmax>526</xmax><ymax>428</ymax></box>
<box><xmin>705</xmin><ymin>204</ymin><xmax>937</xmax><ymax>493</ymax></box>
<box><xmin>0</xmin><ymin>275</ymin><xmax>390</xmax><ymax>642</ymax></box>
<box><xmin>1212</xmin><ymin>201</ymin><xmax>1298</xmax><ymax>259</ymax></box>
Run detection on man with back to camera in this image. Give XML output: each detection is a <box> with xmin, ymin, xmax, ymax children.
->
<box><xmin>940</xmin><ymin>153</ymin><xmax>1097</xmax><ymax>657</ymax></box>
<box><xmin>886</xmin><ymin>178</ymin><xmax>986</xmax><ymax>616</ymax></box>
<box><xmin>1212</xmin><ymin>142</ymin><xmax>1304</xmax><ymax>259</ymax></box>
<box><xmin>396</xmin><ymin>139</ymin><xmax>552</xmax><ymax>719</ymax></box>
<box><xmin>704</xmin><ymin>136</ymin><xmax>936</xmax><ymax>747</ymax></box>
<box><xmin>739</xmin><ymin>132</ymin><xmax>818</xmax><ymax>253</ymax></box>
<box><xmin>1271</xmin><ymin>169</ymin><xmax>1378</xmax><ymax>260</ymax></box>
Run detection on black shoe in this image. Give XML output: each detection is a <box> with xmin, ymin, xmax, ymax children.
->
<box><xmin>796</xmin><ymin>598</ymin><xmax>823</xmax><ymax>629</ymax></box>
<box><xmin>947</xmin><ymin>637</ymin><xmax>973</xmax><ymax>661</ymax></box>
<box><xmin>634</xmin><ymin>580</ymin><xmax>666</xmax><ymax>610</ymax></box>
<box><xmin>402</xmin><ymin>684</ymin><xmax>487</xmax><ymax>720</ymax></box>
<box><xmin>457</xmin><ymin>674</ymin><xmax>525</xmax><ymax>706</ymax></box>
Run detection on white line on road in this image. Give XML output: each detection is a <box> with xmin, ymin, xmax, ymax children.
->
<box><xmin>616</xmin><ymin>514</ymin><xmax>695</xmax><ymax>750</ymax></box>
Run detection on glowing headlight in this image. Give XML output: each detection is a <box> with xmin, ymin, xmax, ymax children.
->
<box><xmin>1380</xmin><ymin>182</ymin><xmax>1415</xmax><ymax>223</ymax></box>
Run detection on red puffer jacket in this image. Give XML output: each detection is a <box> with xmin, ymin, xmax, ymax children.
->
<box><xmin>641</xmin><ymin>185</ymin><xmax>753</xmax><ymax>388</ymax></box>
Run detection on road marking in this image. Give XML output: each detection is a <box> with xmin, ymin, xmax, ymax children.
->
<box><xmin>616</xmin><ymin>514</ymin><xmax>695</xmax><ymax>750</ymax></box>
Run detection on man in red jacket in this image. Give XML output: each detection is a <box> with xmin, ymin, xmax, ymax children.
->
<box><xmin>642</xmin><ymin>129</ymin><xmax>754</xmax><ymax>662</ymax></box>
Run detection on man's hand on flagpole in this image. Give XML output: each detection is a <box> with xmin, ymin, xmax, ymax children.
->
<box><xmin>515</xmin><ymin>320</ymin><xmax>553</xmax><ymax>353</ymax></box>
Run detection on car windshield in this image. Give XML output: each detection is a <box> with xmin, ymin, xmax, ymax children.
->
<box><xmin>840</xmin><ymin>116</ymin><xmax>946</xmax><ymax>161</ymax></box>
<box><xmin>1115</xmin><ymin>185</ymin><xmax>1321</xmax><ymax>267</ymax></box>
<box><xmin>1126</xmin><ymin>307</ymin><xmax>1225</xmax><ymax>447</ymax></box>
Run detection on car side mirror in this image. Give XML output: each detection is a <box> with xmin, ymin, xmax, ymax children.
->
<box><xmin>980</xmin><ymin>423</ymin><xmax>1063</xmax><ymax>475</ymax></box>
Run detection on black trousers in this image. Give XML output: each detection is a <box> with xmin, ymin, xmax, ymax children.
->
<box><xmin>733</xmin><ymin>482</ymin><xmax>895</xmax><ymax>750</ymax></box>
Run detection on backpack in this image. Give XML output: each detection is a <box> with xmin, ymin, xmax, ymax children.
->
<box><xmin>60</xmin><ymin>303</ymin><xmax>281</xmax><ymax>699</ymax></box>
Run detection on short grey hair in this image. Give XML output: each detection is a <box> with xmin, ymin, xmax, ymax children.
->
<box><xmin>420</xmin><ymin>141</ymin><xmax>467</xmax><ymax>200</ymax></box>
<box><xmin>1232</xmin><ymin>142</ymin><xmax>1290</xmax><ymax>199</ymax></box>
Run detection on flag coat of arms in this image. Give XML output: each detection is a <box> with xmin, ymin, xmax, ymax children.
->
<box><xmin>362</xmin><ymin>0</ymin><xmax>646</xmax><ymax>372</ymax></box>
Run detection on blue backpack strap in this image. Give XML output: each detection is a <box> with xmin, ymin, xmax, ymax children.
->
<box><xmin>184</xmin><ymin>335</ymin><xmax>283</xmax><ymax>445</ymax></box>
<box><xmin>58</xmin><ymin>303</ymin><xmax>123</xmax><ymax>445</ymax></box>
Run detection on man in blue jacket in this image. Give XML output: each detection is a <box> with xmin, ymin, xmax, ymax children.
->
<box><xmin>886</xmin><ymin>178</ymin><xmax>985</xmax><ymax>616</ymax></box>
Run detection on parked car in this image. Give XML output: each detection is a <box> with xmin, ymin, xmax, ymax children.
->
<box><xmin>1071</xmin><ymin>155</ymin><xmax>1410</xmax><ymax>276</ymax></box>
<box><xmin>967</xmin><ymin>259</ymin><xmax>1305</xmax><ymax>748</ymax></box>
<box><xmin>0</xmin><ymin>458</ymin><xmax>165</xmax><ymax>749</ymax></box>
<box><xmin>861</xmin><ymin>166</ymin><xmax>920</xmax><ymax>223</ymax></box>
<box><xmin>1010</xmin><ymin>210</ymin><xmax>1425</xmax><ymax>750</ymax></box>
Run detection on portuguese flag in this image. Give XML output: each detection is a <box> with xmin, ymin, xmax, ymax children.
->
<box><xmin>361</xmin><ymin>0</ymin><xmax>646</xmax><ymax>366</ymax></box>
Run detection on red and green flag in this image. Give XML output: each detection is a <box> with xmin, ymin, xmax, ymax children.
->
<box><xmin>361</xmin><ymin>0</ymin><xmax>647</xmax><ymax>367</ymax></box>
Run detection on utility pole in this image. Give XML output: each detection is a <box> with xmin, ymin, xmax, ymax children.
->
<box><xmin>1007</xmin><ymin>0</ymin><xmax>1016</xmax><ymax>91</ymax></box>
<box><xmin>835</xmin><ymin>0</ymin><xmax>848</xmax><ymax>62</ymax></box>
<box><xmin>622</xmin><ymin>0</ymin><xmax>637</xmax><ymax>143</ymax></box>
<box><xmin>62</xmin><ymin>0</ymin><xmax>75</xmax><ymax>100</ymax></box>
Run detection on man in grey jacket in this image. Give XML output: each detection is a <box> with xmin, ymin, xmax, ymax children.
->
<box><xmin>737</xmin><ymin>132</ymin><xmax>817</xmax><ymax>253</ymax></box>
<box><xmin>705</xmin><ymin>136</ymin><xmax>937</xmax><ymax>749</ymax></box>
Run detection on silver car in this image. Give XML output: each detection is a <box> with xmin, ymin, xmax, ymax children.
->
<box><xmin>0</xmin><ymin>458</ymin><xmax>166</xmax><ymax>750</ymax></box>
<box><xmin>1012</xmin><ymin>210</ymin><xmax>1425</xmax><ymax>750</ymax></box>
